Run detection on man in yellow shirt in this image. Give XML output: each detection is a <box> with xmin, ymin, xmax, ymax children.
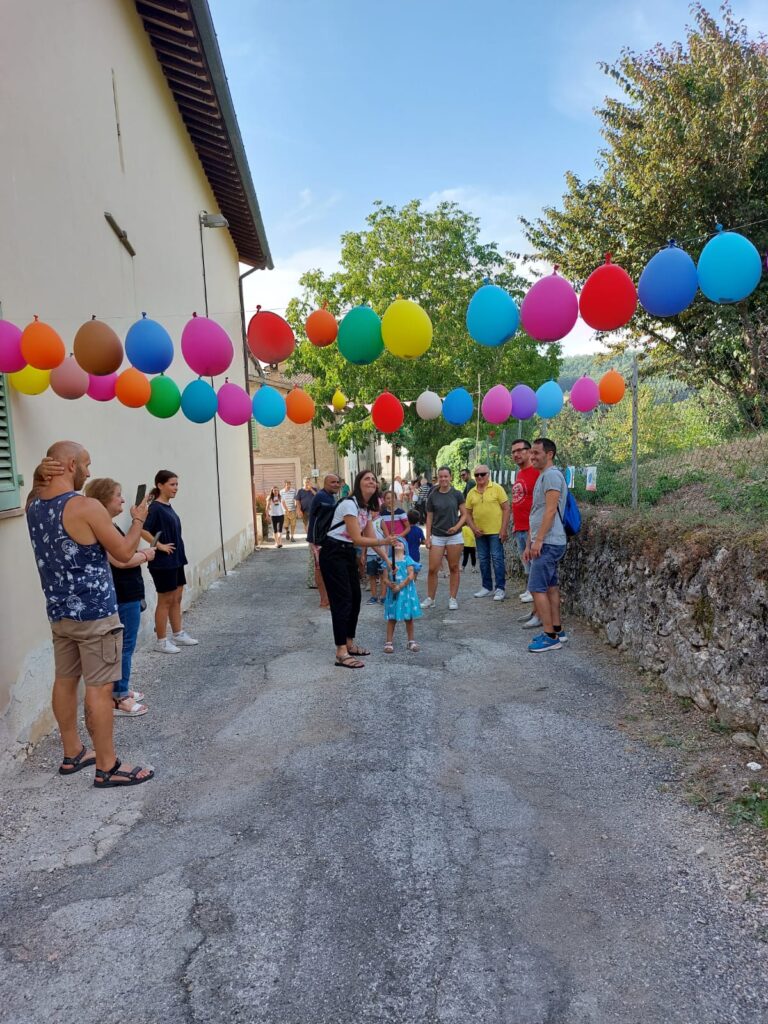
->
<box><xmin>464</xmin><ymin>465</ymin><xmax>510</xmax><ymax>601</ymax></box>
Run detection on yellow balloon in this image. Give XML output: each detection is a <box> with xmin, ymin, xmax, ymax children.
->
<box><xmin>331</xmin><ymin>389</ymin><xmax>347</xmax><ymax>411</ymax></box>
<box><xmin>381</xmin><ymin>299</ymin><xmax>432</xmax><ymax>359</ymax></box>
<box><xmin>9</xmin><ymin>365</ymin><xmax>51</xmax><ymax>395</ymax></box>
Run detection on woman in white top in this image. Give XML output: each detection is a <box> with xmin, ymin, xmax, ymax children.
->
<box><xmin>319</xmin><ymin>469</ymin><xmax>390</xmax><ymax>668</ymax></box>
<box><xmin>267</xmin><ymin>486</ymin><xmax>287</xmax><ymax>548</ymax></box>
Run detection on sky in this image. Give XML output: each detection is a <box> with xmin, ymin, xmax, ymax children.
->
<box><xmin>210</xmin><ymin>0</ymin><xmax>768</xmax><ymax>356</ymax></box>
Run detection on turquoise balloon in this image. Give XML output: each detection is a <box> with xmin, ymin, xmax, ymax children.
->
<box><xmin>181</xmin><ymin>378</ymin><xmax>217</xmax><ymax>423</ymax></box>
<box><xmin>466</xmin><ymin>283</ymin><xmax>519</xmax><ymax>347</ymax></box>
<box><xmin>536</xmin><ymin>380</ymin><xmax>564</xmax><ymax>419</ymax></box>
<box><xmin>442</xmin><ymin>387</ymin><xmax>474</xmax><ymax>425</ymax></box>
<box><xmin>697</xmin><ymin>227</ymin><xmax>762</xmax><ymax>304</ymax></box>
<box><xmin>338</xmin><ymin>306</ymin><xmax>384</xmax><ymax>365</ymax></box>
<box><xmin>252</xmin><ymin>385</ymin><xmax>286</xmax><ymax>427</ymax></box>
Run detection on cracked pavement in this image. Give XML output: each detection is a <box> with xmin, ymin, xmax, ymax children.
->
<box><xmin>1</xmin><ymin>541</ymin><xmax>767</xmax><ymax>1023</ymax></box>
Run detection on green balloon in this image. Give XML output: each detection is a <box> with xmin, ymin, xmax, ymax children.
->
<box><xmin>338</xmin><ymin>306</ymin><xmax>384</xmax><ymax>365</ymax></box>
<box><xmin>146</xmin><ymin>374</ymin><xmax>181</xmax><ymax>419</ymax></box>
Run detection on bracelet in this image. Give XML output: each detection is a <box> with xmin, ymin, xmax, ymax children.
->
<box><xmin>132</xmin><ymin>517</ymin><xmax>146</xmax><ymax>525</ymax></box>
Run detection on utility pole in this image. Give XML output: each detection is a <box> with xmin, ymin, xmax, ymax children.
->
<box><xmin>631</xmin><ymin>353</ymin><xmax>639</xmax><ymax>510</ymax></box>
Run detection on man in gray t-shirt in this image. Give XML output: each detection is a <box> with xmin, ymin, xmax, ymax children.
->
<box><xmin>525</xmin><ymin>438</ymin><xmax>569</xmax><ymax>653</ymax></box>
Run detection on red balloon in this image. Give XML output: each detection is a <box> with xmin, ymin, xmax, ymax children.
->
<box><xmin>371</xmin><ymin>391</ymin><xmax>404</xmax><ymax>434</ymax></box>
<box><xmin>305</xmin><ymin>308</ymin><xmax>338</xmax><ymax>347</ymax></box>
<box><xmin>579</xmin><ymin>254</ymin><xmax>637</xmax><ymax>331</ymax></box>
<box><xmin>247</xmin><ymin>308</ymin><xmax>295</xmax><ymax>363</ymax></box>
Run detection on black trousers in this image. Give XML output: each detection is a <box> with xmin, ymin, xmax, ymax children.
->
<box><xmin>462</xmin><ymin>546</ymin><xmax>476</xmax><ymax>567</ymax></box>
<box><xmin>319</xmin><ymin>539</ymin><xmax>362</xmax><ymax>646</ymax></box>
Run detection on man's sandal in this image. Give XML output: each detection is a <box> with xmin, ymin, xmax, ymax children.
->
<box><xmin>93</xmin><ymin>758</ymin><xmax>154</xmax><ymax>788</ymax></box>
<box><xmin>58</xmin><ymin>745</ymin><xmax>96</xmax><ymax>776</ymax></box>
<box><xmin>334</xmin><ymin>655</ymin><xmax>365</xmax><ymax>669</ymax></box>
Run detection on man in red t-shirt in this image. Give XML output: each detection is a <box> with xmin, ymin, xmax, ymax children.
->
<box><xmin>510</xmin><ymin>439</ymin><xmax>540</xmax><ymax>605</ymax></box>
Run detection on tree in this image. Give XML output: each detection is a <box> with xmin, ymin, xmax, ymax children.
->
<box><xmin>521</xmin><ymin>4</ymin><xmax>768</xmax><ymax>427</ymax></box>
<box><xmin>284</xmin><ymin>200</ymin><xmax>560</xmax><ymax>462</ymax></box>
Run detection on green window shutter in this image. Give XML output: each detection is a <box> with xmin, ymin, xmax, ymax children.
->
<box><xmin>0</xmin><ymin>375</ymin><xmax>21</xmax><ymax>512</ymax></box>
<box><xmin>250</xmin><ymin>417</ymin><xmax>260</xmax><ymax>450</ymax></box>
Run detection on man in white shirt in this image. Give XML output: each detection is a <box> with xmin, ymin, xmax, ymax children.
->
<box><xmin>280</xmin><ymin>480</ymin><xmax>297</xmax><ymax>542</ymax></box>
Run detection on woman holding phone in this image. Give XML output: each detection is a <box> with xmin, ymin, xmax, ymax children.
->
<box><xmin>144</xmin><ymin>469</ymin><xmax>198</xmax><ymax>654</ymax></box>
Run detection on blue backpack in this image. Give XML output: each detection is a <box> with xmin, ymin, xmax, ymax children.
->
<box><xmin>558</xmin><ymin>489</ymin><xmax>582</xmax><ymax>538</ymax></box>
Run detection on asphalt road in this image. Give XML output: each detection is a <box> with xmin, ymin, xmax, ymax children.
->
<box><xmin>1</xmin><ymin>540</ymin><xmax>766</xmax><ymax>1023</ymax></box>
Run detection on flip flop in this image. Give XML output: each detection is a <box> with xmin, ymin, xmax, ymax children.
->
<box><xmin>93</xmin><ymin>758</ymin><xmax>154</xmax><ymax>788</ymax></box>
<box><xmin>334</xmin><ymin>655</ymin><xmax>365</xmax><ymax>669</ymax></box>
<box><xmin>58</xmin><ymin>745</ymin><xmax>96</xmax><ymax>776</ymax></box>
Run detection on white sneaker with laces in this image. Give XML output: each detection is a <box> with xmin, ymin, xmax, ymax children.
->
<box><xmin>474</xmin><ymin>587</ymin><xmax>491</xmax><ymax>598</ymax></box>
<box><xmin>173</xmin><ymin>631</ymin><xmax>199</xmax><ymax>646</ymax></box>
<box><xmin>420</xmin><ymin>596</ymin><xmax>435</xmax><ymax>609</ymax></box>
<box><xmin>521</xmin><ymin>614</ymin><xmax>542</xmax><ymax>629</ymax></box>
<box><xmin>155</xmin><ymin>638</ymin><xmax>180</xmax><ymax>654</ymax></box>
<box><xmin>519</xmin><ymin>590</ymin><xmax>533</xmax><ymax>603</ymax></box>
<box><xmin>448</xmin><ymin>597</ymin><xmax>458</xmax><ymax>611</ymax></box>
<box><xmin>493</xmin><ymin>589</ymin><xmax>505</xmax><ymax>601</ymax></box>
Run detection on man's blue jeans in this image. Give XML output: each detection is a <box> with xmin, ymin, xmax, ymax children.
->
<box><xmin>514</xmin><ymin>529</ymin><xmax>530</xmax><ymax>577</ymax></box>
<box><xmin>476</xmin><ymin>533</ymin><xmax>505</xmax><ymax>592</ymax></box>
<box><xmin>115</xmin><ymin>601</ymin><xmax>142</xmax><ymax>699</ymax></box>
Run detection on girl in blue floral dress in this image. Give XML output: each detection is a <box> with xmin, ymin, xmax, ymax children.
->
<box><xmin>382</xmin><ymin>538</ymin><xmax>422</xmax><ymax>653</ymax></box>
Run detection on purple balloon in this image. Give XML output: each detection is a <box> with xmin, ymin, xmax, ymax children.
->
<box><xmin>509</xmin><ymin>383</ymin><xmax>537</xmax><ymax>420</ymax></box>
<box><xmin>481</xmin><ymin>384</ymin><xmax>513</xmax><ymax>424</ymax></box>
<box><xmin>570</xmin><ymin>376</ymin><xmax>600</xmax><ymax>413</ymax></box>
<box><xmin>217</xmin><ymin>381</ymin><xmax>252</xmax><ymax>426</ymax></box>
<box><xmin>87</xmin><ymin>372</ymin><xmax>118</xmax><ymax>402</ymax></box>
<box><xmin>181</xmin><ymin>315</ymin><xmax>234</xmax><ymax>377</ymax></box>
<box><xmin>0</xmin><ymin>320</ymin><xmax>25</xmax><ymax>373</ymax></box>
<box><xmin>520</xmin><ymin>271</ymin><xmax>579</xmax><ymax>342</ymax></box>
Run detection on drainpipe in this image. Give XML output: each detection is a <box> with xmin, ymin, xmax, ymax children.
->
<box><xmin>239</xmin><ymin>266</ymin><xmax>264</xmax><ymax>549</ymax></box>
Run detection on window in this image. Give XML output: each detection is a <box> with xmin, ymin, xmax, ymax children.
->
<box><xmin>0</xmin><ymin>375</ymin><xmax>21</xmax><ymax>512</ymax></box>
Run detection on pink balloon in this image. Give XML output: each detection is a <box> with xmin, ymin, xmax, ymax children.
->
<box><xmin>87</xmin><ymin>372</ymin><xmax>118</xmax><ymax>402</ymax></box>
<box><xmin>51</xmin><ymin>356</ymin><xmax>89</xmax><ymax>400</ymax></box>
<box><xmin>570</xmin><ymin>376</ymin><xmax>600</xmax><ymax>413</ymax></box>
<box><xmin>481</xmin><ymin>384</ymin><xmax>513</xmax><ymax>424</ymax></box>
<box><xmin>181</xmin><ymin>315</ymin><xmax>234</xmax><ymax>377</ymax></box>
<box><xmin>217</xmin><ymin>381</ymin><xmax>252</xmax><ymax>426</ymax></box>
<box><xmin>0</xmin><ymin>320</ymin><xmax>25</xmax><ymax>373</ymax></box>
<box><xmin>520</xmin><ymin>271</ymin><xmax>579</xmax><ymax>342</ymax></box>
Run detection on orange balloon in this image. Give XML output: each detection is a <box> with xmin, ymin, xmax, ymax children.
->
<box><xmin>20</xmin><ymin>318</ymin><xmax>65</xmax><ymax>370</ymax></box>
<box><xmin>599</xmin><ymin>369</ymin><xmax>626</xmax><ymax>405</ymax></box>
<box><xmin>74</xmin><ymin>319</ymin><xmax>123</xmax><ymax>375</ymax></box>
<box><xmin>305</xmin><ymin>308</ymin><xmax>338</xmax><ymax>347</ymax></box>
<box><xmin>115</xmin><ymin>367</ymin><xmax>151</xmax><ymax>408</ymax></box>
<box><xmin>285</xmin><ymin>387</ymin><xmax>315</xmax><ymax>424</ymax></box>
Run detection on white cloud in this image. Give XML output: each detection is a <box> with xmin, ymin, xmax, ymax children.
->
<box><xmin>424</xmin><ymin>185</ymin><xmax>538</xmax><ymax>255</ymax></box>
<box><xmin>277</xmin><ymin>188</ymin><xmax>343</xmax><ymax>233</ymax></box>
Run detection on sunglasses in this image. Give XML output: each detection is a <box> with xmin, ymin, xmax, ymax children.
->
<box><xmin>474</xmin><ymin>472</ymin><xmax>488</xmax><ymax>478</ymax></box>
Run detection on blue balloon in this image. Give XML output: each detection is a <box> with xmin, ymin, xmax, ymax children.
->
<box><xmin>252</xmin><ymin>385</ymin><xmax>286</xmax><ymax>427</ymax></box>
<box><xmin>638</xmin><ymin>243</ymin><xmax>698</xmax><ymax>317</ymax></box>
<box><xmin>697</xmin><ymin>227</ymin><xmax>762</xmax><ymax>304</ymax></box>
<box><xmin>536</xmin><ymin>379</ymin><xmax>564</xmax><ymax>419</ymax></box>
<box><xmin>125</xmin><ymin>315</ymin><xmax>174</xmax><ymax>374</ymax></box>
<box><xmin>466</xmin><ymin>283</ymin><xmax>519</xmax><ymax>347</ymax></box>
<box><xmin>442</xmin><ymin>387</ymin><xmax>474</xmax><ymax>425</ymax></box>
<box><xmin>181</xmin><ymin>378</ymin><xmax>217</xmax><ymax>423</ymax></box>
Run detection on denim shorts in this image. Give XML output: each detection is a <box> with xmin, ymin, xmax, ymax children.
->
<box><xmin>528</xmin><ymin>543</ymin><xmax>567</xmax><ymax>592</ymax></box>
<box><xmin>366</xmin><ymin>559</ymin><xmax>383</xmax><ymax>577</ymax></box>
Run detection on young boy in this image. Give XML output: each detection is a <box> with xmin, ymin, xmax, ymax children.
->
<box><xmin>462</xmin><ymin>524</ymin><xmax>477</xmax><ymax>571</ymax></box>
<box><xmin>405</xmin><ymin>509</ymin><xmax>425</xmax><ymax>571</ymax></box>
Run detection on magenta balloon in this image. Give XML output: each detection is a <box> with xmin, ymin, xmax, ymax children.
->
<box><xmin>0</xmin><ymin>320</ymin><xmax>25</xmax><ymax>373</ymax></box>
<box><xmin>217</xmin><ymin>381</ymin><xmax>252</xmax><ymax>426</ymax></box>
<box><xmin>570</xmin><ymin>376</ymin><xmax>600</xmax><ymax>413</ymax></box>
<box><xmin>181</xmin><ymin>316</ymin><xmax>234</xmax><ymax>377</ymax></box>
<box><xmin>481</xmin><ymin>384</ymin><xmax>513</xmax><ymax>424</ymax></box>
<box><xmin>520</xmin><ymin>272</ymin><xmax>579</xmax><ymax>342</ymax></box>
<box><xmin>51</xmin><ymin>356</ymin><xmax>89</xmax><ymax>400</ymax></box>
<box><xmin>87</xmin><ymin>372</ymin><xmax>118</xmax><ymax>402</ymax></box>
<box><xmin>509</xmin><ymin>383</ymin><xmax>537</xmax><ymax>420</ymax></box>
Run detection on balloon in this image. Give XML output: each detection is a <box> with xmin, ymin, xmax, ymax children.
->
<box><xmin>115</xmin><ymin>367</ymin><xmax>151</xmax><ymax>408</ymax></box>
<box><xmin>285</xmin><ymin>387</ymin><xmax>315</xmax><ymax>424</ymax></box>
<box><xmin>371</xmin><ymin>391</ymin><xmax>404</xmax><ymax>433</ymax></box>
<box><xmin>509</xmin><ymin>383</ymin><xmax>537</xmax><ymax>420</ymax></box>
<box><xmin>579</xmin><ymin>255</ymin><xmax>637</xmax><ymax>331</ymax></box>
<box><xmin>181</xmin><ymin>379</ymin><xmax>218</xmax><ymax>423</ymax></box>
<box><xmin>73</xmin><ymin>318</ymin><xmax>123</xmax><ymax>375</ymax></box>
<box><xmin>181</xmin><ymin>314</ymin><xmax>234</xmax><ymax>376</ymax></box>
<box><xmin>570</xmin><ymin>376</ymin><xmax>600</xmax><ymax>413</ymax></box>
<box><xmin>415</xmin><ymin>389</ymin><xmax>442</xmax><ymax>420</ymax></box>
<box><xmin>337</xmin><ymin>306</ymin><xmax>383</xmax><ymax>365</ymax></box>
<box><xmin>481</xmin><ymin>384</ymin><xmax>513</xmax><ymax>425</ymax></box>
<box><xmin>599</xmin><ymin>369</ymin><xmax>626</xmax><ymax>405</ymax></box>
<box><xmin>8</xmin><ymin>365</ymin><xmax>50</xmax><ymax>395</ymax></box>
<box><xmin>381</xmin><ymin>298</ymin><xmax>432</xmax><ymax>359</ymax></box>
<box><xmin>0</xmin><ymin>321</ymin><xmax>25</xmax><ymax>373</ymax></box>
<box><xmin>87</xmin><ymin>372</ymin><xmax>118</xmax><ymax>402</ymax></box>
<box><xmin>305</xmin><ymin>308</ymin><xmax>338</xmax><ymax>347</ymax></box>
<box><xmin>638</xmin><ymin>242</ymin><xmax>698</xmax><ymax>317</ymax></box>
<box><xmin>520</xmin><ymin>270</ymin><xmax>579</xmax><ymax>342</ymax></box>
<box><xmin>146</xmin><ymin>375</ymin><xmax>181</xmax><ymax>419</ymax></box>
<box><xmin>536</xmin><ymin>380</ymin><xmax>564</xmax><ymax>419</ymax></box>
<box><xmin>50</xmin><ymin>356</ymin><xmax>89</xmax><ymax>400</ymax></box>
<box><xmin>20</xmin><ymin>317</ymin><xmax>65</xmax><ymax>370</ymax></box>
<box><xmin>466</xmin><ymin>282</ymin><xmax>519</xmax><ymax>347</ymax></box>
<box><xmin>252</xmin><ymin>385</ymin><xmax>286</xmax><ymax>427</ymax></box>
<box><xmin>331</xmin><ymin>388</ymin><xmax>347</xmax><ymax>411</ymax></box>
<box><xmin>697</xmin><ymin>226</ymin><xmax>762</xmax><ymax>304</ymax></box>
<box><xmin>217</xmin><ymin>381</ymin><xmax>252</xmax><ymax>426</ymax></box>
<box><xmin>125</xmin><ymin>315</ymin><xmax>174</xmax><ymax>373</ymax></box>
<box><xmin>247</xmin><ymin>308</ymin><xmax>295</xmax><ymax>364</ymax></box>
<box><xmin>442</xmin><ymin>387</ymin><xmax>474</xmax><ymax>425</ymax></box>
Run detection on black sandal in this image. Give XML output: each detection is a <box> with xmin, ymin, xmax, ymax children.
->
<box><xmin>58</xmin><ymin>745</ymin><xmax>96</xmax><ymax>776</ymax></box>
<box><xmin>93</xmin><ymin>758</ymin><xmax>154</xmax><ymax>788</ymax></box>
<box><xmin>334</xmin><ymin>655</ymin><xmax>365</xmax><ymax>669</ymax></box>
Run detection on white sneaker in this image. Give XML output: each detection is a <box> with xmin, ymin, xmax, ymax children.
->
<box><xmin>448</xmin><ymin>597</ymin><xmax>458</xmax><ymax>611</ymax></box>
<box><xmin>519</xmin><ymin>590</ymin><xmax>533</xmax><ymax>603</ymax></box>
<box><xmin>173</xmin><ymin>631</ymin><xmax>199</xmax><ymax>646</ymax></box>
<box><xmin>155</xmin><ymin>638</ymin><xmax>180</xmax><ymax>654</ymax></box>
<box><xmin>521</xmin><ymin>614</ymin><xmax>542</xmax><ymax>629</ymax></box>
<box><xmin>493</xmin><ymin>589</ymin><xmax>506</xmax><ymax>601</ymax></box>
<box><xmin>420</xmin><ymin>596</ymin><xmax>435</xmax><ymax>609</ymax></box>
<box><xmin>474</xmin><ymin>587</ymin><xmax>491</xmax><ymax>598</ymax></box>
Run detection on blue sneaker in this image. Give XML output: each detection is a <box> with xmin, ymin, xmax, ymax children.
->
<box><xmin>528</xmin><ymin>633</ymin><xmax>562</xmax><ymax>653</ymax></box>
<box><xmin>557</xmin><ymin>629</ymin><xmax>569</xmax><ymax>643</ymax></box>
<box><xmin>368</xmin><ymin>596</ymin><xmax>379</xmax><ymax>604</ymax></box>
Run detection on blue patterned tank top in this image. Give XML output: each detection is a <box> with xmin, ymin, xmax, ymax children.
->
<box><xmin>27</xmin><ymin>492</ymin><xmax>117</xmax><ymax>622</ymax></box>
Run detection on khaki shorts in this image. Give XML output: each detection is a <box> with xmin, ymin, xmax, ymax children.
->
<box><xmin>51</xmin><ymin>613</ymin><xmax>124</xmax><ymax>686</ymax></box>
<box><xmin>285</xmin><ymin>509</ymin><xmax>297</xmax><ymax>531</ymax></box>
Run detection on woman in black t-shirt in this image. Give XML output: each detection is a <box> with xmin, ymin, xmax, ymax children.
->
<box><xmin>422</xmin><ymin>466</ymin><xmax>466</xmax><ymax>611</ymax></box>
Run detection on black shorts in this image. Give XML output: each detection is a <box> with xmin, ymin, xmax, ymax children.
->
<box><xmin>149</xmin><ymin>565</ymin><xmax>187</xmax><ymax>594</ymax></box>
<box><xmin>271</xmin><ymin>515</ymin><xmax>285</xmax><ymax>531</ymax></box>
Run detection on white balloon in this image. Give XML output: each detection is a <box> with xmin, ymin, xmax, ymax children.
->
<box><xmin>416</xmin><ymin>389</ymin><xmax>442</xmax><ymax>420</ymax></box>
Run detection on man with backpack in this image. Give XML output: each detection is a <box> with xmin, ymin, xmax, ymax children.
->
<box><xmin>307</xmin><ymin>473</ymin><xmax>341</xmax><ymax>608</ymax></box>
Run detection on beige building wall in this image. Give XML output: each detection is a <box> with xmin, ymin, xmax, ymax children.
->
<box><xmin>0</xmin><ymin>0</ymin><xmax>260</xmax><ymax>762</ymax></box>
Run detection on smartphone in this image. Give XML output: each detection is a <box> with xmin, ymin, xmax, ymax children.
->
<box><xmin>150</xmin><ymin>531</ymin><xmax>162</xmax><ymax>548</ymax></box>
<box><xmin>135</xmin><ymin>484</ymin><xmax>147</xmax><ymax>506</ymax></box>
